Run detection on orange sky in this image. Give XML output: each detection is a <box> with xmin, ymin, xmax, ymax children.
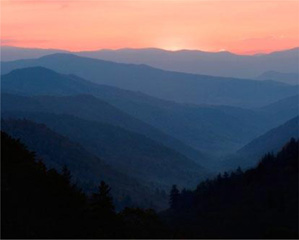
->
<box><xmin>1</xmin><ymin>0</ymin><xmax>298</xmax><ymax>54</ymax></box>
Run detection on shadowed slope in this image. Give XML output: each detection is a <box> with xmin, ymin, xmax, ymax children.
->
<box><xmin>1</xmin><ymin>118</ymin><xmax>169</xmax><ymax>209</ymax></box>
<box><xmin>2</xmin><ymin>111</ymin><xmax>207</xmax><ymax>190</ymax></box>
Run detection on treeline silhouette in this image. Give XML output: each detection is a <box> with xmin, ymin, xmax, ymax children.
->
<box><xmin>166</xmin><ymin>138</ymin><xmax>298</xmax><ymax>238</ymax></box>
<box><xmin>1</xmin><ymin>131</ymin><xmax>298</xmax><ymax>239</ymax></box>
<box><xmin>1</xmin><ymin>118</ymin><xmax>170</xmax><ymax>210</ymax></box>
<box><xmin>1</xmin><ymin>131</ymin><xmax>167</xmax><ymax>239</ymax></box>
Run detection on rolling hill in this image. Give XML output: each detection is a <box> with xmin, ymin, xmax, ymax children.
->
<box><xmin>1</xmin><ymin>93</ymin><xmax>204</xmax><ymax>165</ymax></box>
<box><xmin>2</xmin><ymin>46</ymin><xmax>299</xmax><ymax>81</ymax></box>
<box><xmin>237</xmin><ymin>116</ymin><xmax>299</xmax><ymax>160</ymax></box>
<box><xmin>1</xmin><ymin>118</ymin><xmax>168</xmax><ymax>209</ymax></box>
<box><xmin>1</xmin><ymin>54</ymin><xmax>298</xmax><ymax>108</ymax></box>
<box><xmin>2</xmin><ymin>111</ymin><xmax>206</xmax><ymax>190</ymax></box>
<box><xmin>2</xmin><ymin>67</ymin><xmax>295</xmax><ymax>158</ymax></box>
<box><xmin>258</xmin><ymin>95</ymin><xmax>299</xmax><ymax>124</ymax></box>
<box><xmin>222</xmin><ymin>116</ymin><xmax>299</xmax><ymax>170</ymax></box>
<box><xmin>256</xmin><ymin>71</ymin><xmax>299</xmax><ymax>85</ymax></box>
<box><xmin>1</xmin><ymin>92</ymin><xmax>270</xmax><ymax>157</ymax></box>
<box><xmin>76</xmin><ymin>47</ymin><xmax>299</xmax><ymax>80</ymax></box>
<box><xmin>1</xmin><ymin>67</ymin><xmax>205</xmax><ymax>163</ymax></box>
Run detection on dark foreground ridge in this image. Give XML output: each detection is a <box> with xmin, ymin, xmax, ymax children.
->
<box><xmin>1</xmin><ymin>131</ymin><xmax>298</xmax><ymax>238</ymax></box>
<box><xmin>163</xmin><ymin>138</ymin><xmax>299</xmax><ymax>238</ymax></box>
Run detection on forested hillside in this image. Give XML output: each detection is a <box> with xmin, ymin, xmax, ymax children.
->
<box><xmin>1</xmin><ymin>119</ymin><xmax>169</xmax><ymax>209</ymax></box>
<box><xmin>1</xmin><ymin>132</ymin><xmax>167</xmax><ymax>238</ymax></box>
<box><xmin>2</xmin><ymin>132</ymin><xmax>297</xmax><ymax>239</ymax></box>
<box><xmin>2</xmin><ymin>112</ymin><xmax>205</xmax><ymax>190</ymax></box>
<box><xmin>163</xmin><ymin>139</ymin><xmax>299</xmax><ymax>238</ymax></box>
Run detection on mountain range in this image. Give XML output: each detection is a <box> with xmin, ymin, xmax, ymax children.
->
<box><xmin>2</xmin><ymin>67</ymin><xmax>298</xmax><ymax>159</ymax></box>
<box><xmin>2</xmin><ymin>46</ymin><xmax>298</xmax><ymax>82</ymax></box>
<box><xmin>1</xmin><ymin>51</ymin><xmax>298</xmax><ymax>213</ymax></box>
<box><xmin>0</xmin><ymin>68</ymin><xmax>204</xmax><ymax>162</ymax></box>
<box><xmin>1</xmin><ymin>118</ymin><xmax>168</xmax><ymax>209</ymax></box>
<box><xmin>2</xmin><ymin>110</ymin><xmax>206</xmax><ymax>191</ymax></box>
<box><xmin>2</xmin><ymin>53</ymin><xmax>298</xmax><ymax>109</ymax></box>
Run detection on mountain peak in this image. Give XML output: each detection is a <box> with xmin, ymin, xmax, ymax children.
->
<box><xmin>39</xmin><ymin>52</ymin><xmax>79</xmax><ymax>60</ymax></box>
<box><xmin>4</xmin><ymin>66</ymin><xmax>59</xmax><ymax>76</ymax></box>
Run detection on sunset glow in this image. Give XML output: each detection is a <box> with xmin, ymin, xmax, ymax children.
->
<box><xmin>1</xmin><ymin>0</ymin><xmax>298</xmax><ymax>54</ymax></box>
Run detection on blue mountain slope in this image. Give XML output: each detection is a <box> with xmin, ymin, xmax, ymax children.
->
<box><xmin>1</xmin><ymin>53</ymin><xmax>297</xmax><ymax>107</ymax></box>
<box><xmin>258</xmin><ymin>95</ymin><xmax>299</xmax><ymax>123</ymax></box>
<box><xmin>1</xmin><ymin>118</ymin><xmax>168</xmax><ymax>209</ymax></box>
<box><xmin>222</xmin><ymin>116</ymin><xmax>299</xmax><ymax>170</ymax></box>
<box><xmin>2</xmin><ymin>66</ymin><xmax>295</xmax><ymax>157</ymax></box>
<box><xmin>2</xmin><ymin>111</ymin><xmax>207</xmax><ymax>190</ymax></box>
<box><xmin>2</xmin><ymin>46</ymin><xmax>298</xmax><ymax>80</ymax></box>
<box><xmin>257</xmin><ymin>71</ymin><xmax>299</xmax><ymax>85</ymax></box>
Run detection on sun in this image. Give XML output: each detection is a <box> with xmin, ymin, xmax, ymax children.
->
<box><xmin>163</xmin><ymin>43</ymin><xmax>185</xmax><ymax>51</ymax></box>
<box><xmin>157</xmin><ymin>38</ymin><xmax>188</xmax><ymax>51</ymax></box>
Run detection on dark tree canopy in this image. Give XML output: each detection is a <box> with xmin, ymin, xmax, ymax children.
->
<box><xmin>91</xmin><ymin>181</ymin><xmax>115</xmax><ymax>214</ymax></box>
<box><xmin>1</xmin><ymin>131</ymin><xmax>298</xmax><ymax>239</ymax></box>
<box><xmin>169</xmin><ymin>185</ymin><xmax>180</xmax><ymax>210</ymax></box>
<box><xmin>164</xmin><ymin>139</ymin><xmax>299</xmax><ymax>239</ymax></box>
<box><xmin>1</xmin><ymin>131</ymin><xmax>166</xmax><ymax>239</ymax></box>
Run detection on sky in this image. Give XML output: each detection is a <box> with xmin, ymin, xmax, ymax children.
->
<box><xmin>1</xmin><ymin>0</ymin><xmax>299</xmax><ymax>54</ymax></box>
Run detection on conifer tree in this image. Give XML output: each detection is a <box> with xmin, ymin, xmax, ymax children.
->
<box><xmin>169</xmin><ymin>185</ymin><xmax>180</xmax><ymax>210</ymax></box>
<box><xmin>91</xmin><ymin>181</ymin><xmax>115</xmax><ymax>214</ymax></box>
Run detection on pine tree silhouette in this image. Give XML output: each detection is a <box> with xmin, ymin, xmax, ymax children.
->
<box><xmin>91</xmin><ymin>181</ymin><xmax>115</xmax><ymax>214</ymax></box>
<box><xmin>169</xmin><ymin>185</ymin><xmax>180</xmax><ymax>210</ymax></box>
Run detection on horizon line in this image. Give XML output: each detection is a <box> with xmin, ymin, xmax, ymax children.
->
<box><xmin>1</xmin><ymin>44</ymin><xmax>299</xmax><ymax>56</ymax></box>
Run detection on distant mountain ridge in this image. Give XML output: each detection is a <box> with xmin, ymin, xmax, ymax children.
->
<box><xmin>2</xmin><ymin>67</ymin><xmax>298</xmax><ymax>158</ymax></box>
<box><xmin>257</xmin><ymin>71</ymin><xmax>299</xmax><ymax>85</ymax></box>
<box><xmin>2</xmin><ymin>54</ymin><xmax>298</xmax><ymax>108</ymax></box>
<box><xmin>3</xmin><ymin>92</ymin><xmax>209</xmax><ymax>162</ymax></box>
<box><xmin>1</xmin><ymin>46</ymin><xmax>69</xmax><ymax>61</ymax></box>
<box><xmin>2</xmin><ymin>46</ymin><xmax>298</xmax><ymax>81</ymax></box>
<box><xmin>76</xmin><ymin>47</ymin><xmax>299</xmax><ymax>78</ymax></box>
